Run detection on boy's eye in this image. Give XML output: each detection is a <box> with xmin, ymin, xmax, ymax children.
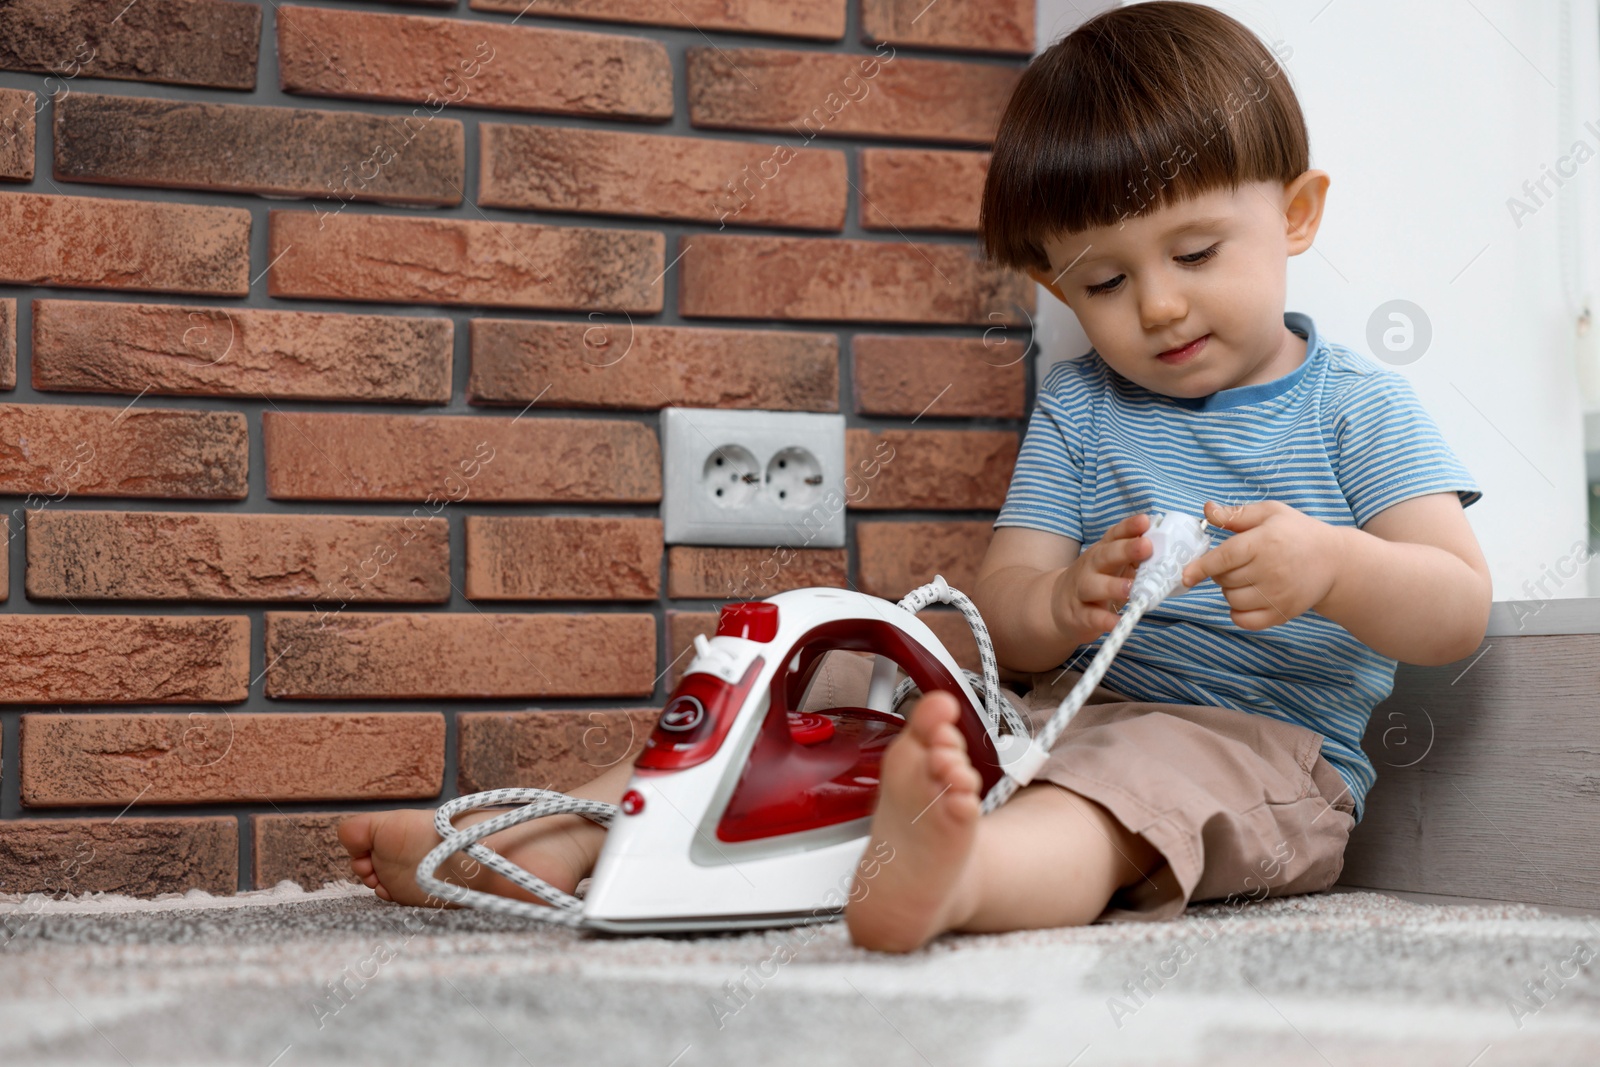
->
<box><xmin>1081</xmin><ymin>243</ymin><xmax>1221</xmax><ymax>298</ymax></box>
<box><xmin>1177</xmin><ymin>242</ymin><xmax>1222</xmax><ymax>265</ymax></box>
<box><xmin>1083</xmin><ymin>274</ymin><xmax>1123</xmax><ymax>298</ymax></box>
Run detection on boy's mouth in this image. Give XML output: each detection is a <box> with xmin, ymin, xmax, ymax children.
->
<box><xmin>1156</xmin><ymin>334</ymin><xmax>1209</xmax><ymax>364</ymax></box>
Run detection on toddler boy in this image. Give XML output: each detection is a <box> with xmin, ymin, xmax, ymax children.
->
<box><xmin>339</xmin><ymin>1</ymin><xmax>1491</xmax><ymax>955</ymax></box>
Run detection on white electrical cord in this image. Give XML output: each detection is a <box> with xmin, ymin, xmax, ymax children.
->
<box><xmin>413</xmin><ymin>788</ymin><xmax>616</xmax><ymax>921</ymax></box>
<box><xmin>886</xmin><ymin>512</ymin><xmax>1211</xmax><ymax>813</ymax></box>
<box><xmin>894</xmin><ymin>574</ymin><xmax>1032</xmax><ymax>739</ymax></box>
<box><xmin>414</xmin><ymin>511</ymin><xmax>1211</xmax><ymax>921</ymax></box>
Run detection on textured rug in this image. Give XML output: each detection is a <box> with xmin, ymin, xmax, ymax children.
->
<box><xmin>2</xmin><ymin>882</ymin><xmax>1597</xmax><ymax>1066</ymax></box>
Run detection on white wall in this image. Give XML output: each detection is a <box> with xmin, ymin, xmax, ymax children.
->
<box><xmin>1032</xmin><ymin>0</ymin><xmax>1597</xmax><ymax>604</ymax></box>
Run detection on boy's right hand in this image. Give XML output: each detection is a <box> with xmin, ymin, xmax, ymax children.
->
<box><xmin>1051</xmin><ymin>513</ymin><xmax>1153</xmax><ymax>640</ymax></box>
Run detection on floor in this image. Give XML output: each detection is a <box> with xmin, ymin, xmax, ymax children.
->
<box><xmin>3</xmin><ymin>881</ymin><xmax>1598</xmax><ymax>1066</ymax></box>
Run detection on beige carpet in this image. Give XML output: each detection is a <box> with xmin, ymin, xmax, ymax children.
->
<box><xmin>2</xmin><ymin>881</ymin><xmax>1598</xmax><ymax>1066</ymax></box>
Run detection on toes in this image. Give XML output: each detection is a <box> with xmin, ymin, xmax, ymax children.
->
<box><xmin>336</xmin><ymin>813</ymin><xmax>375</xmax><ymax>856</ymax></box>
<box><xmin>927</xmin><ymin>745</ymin><xmax>974</xmax><ymax>791</ymax></box>
<box><xmin>908</xmin><ymin>716</ymin><xmax>968</xmax><ymax>763</ymax></box>
<box><xmin>350</xmin><ymin>856</ymin><xmax>375</xmax><ymax>878</ymax></box>
<box><xmin>907</xmin><ymin>691</ymin><xmax>960</xmax><ymax>742</ymax></box>
<box><xmin>933</xmin><ymin>719</ymin><xmax>968</xmax><ymax>754</ymax></box>
<box><xmin>926</xmin><ymin>742</ymin><xmax>982</xmax><ymax>798</ymax></box>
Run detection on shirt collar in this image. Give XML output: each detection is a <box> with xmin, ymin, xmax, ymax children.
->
<box><xmin>1148</xmin><ymin>311</ymin><xmax>1319</xmax><ymax>412</ymax></box>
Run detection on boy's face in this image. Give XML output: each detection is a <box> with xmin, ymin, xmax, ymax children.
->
<box><xmin>1028</xmin><ymin>171</ymin><xmax>1330</xmax><ymax>400</ymax></box>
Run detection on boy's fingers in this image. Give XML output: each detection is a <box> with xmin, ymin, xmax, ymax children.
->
<box><xmin>1085</xmin><ymin>573</ymin><xmax>1132</xmax><ymax>603</ymax></box>
<box><xmin>1093</xmin><ymin>532</ymin><xmax>1150</xmax><ymax>570</ymax></box>
<box><xmin>1087</xmin><ymin>606</ymin><xmax>1122</xmax><ymax>631</ymax></box>
<box><xmin>1109</xmin><ymin>512</ymin><xmax>1147</xmax><ymax>534</ymax></box>
<box><xmin>1217</xmin><ymin>583</ymin><xmax>1274</xmax><ymax>612</ymax></box>
<box><xmin>1230</xmin><ymin>606</ymin><xmax>1287</xmax><ymax>630</ymax></box>
<box><xmin>1183</xmin><ymin>538</ymin><xmax>1249</xmax><ymax>585</ymax></box>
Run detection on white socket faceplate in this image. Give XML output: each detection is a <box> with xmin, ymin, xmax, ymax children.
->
<box><xmin>661</xmin><ymin>407</ymin><xmax>847</xmax><ymax>548</ymax></box>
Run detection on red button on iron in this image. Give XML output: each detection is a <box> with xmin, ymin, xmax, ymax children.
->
<box><xmin>715</xmin><ymin>601</ymin><xmax>779</xmax><ymax>642</ymax></box>
<box><xmin>620</xmin><ymin>789</ymin><xmax>645</xmax><ymax>815</ymax></box>
<box><xmin>787</xmin><ymin>712</ymin><xmax>835</xmax><ymax>745</ymax></box>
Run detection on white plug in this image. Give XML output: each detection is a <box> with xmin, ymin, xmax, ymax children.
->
<box><xmin>1128</xmin><ymin>510</ymin><xmax>1211</xmax><ymax>608</ymax></box>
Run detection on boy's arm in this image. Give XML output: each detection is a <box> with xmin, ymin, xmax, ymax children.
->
<box><xmin>972</xmin><ymin>525</ymin><xmax>1126</xmax><ymax>674</ymax></box>
<box><xmin>1314</xmin><ymin>491</ymin><xmax>1491</xmax><ymax>665</ymax></box>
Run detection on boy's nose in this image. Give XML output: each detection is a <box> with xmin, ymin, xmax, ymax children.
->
<box><xmin>1138</xmin><ymin>288</ymin><xmax>1188</xmax><ymax>335</ymax></box>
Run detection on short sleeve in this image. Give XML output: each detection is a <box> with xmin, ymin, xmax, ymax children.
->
<box><xmin>993</xmin><ymin>359</ymin><xmax>1091</xmax><ymax>543</ymax></box>
<box><xmin>1331</xmin><ymin>370</ymin><xmax>1483</xmax><ymax>527</ymax></box>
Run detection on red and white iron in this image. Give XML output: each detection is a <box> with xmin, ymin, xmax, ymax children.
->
<box><xmin>414</xmin><ymin>512</ymin><xmax>1211</xmax><ymax>934</ymax></box>
<box><xmin>579</xmin><ymin>585</ymin><xmax>1018</xmax><ymax>932</ymax></box>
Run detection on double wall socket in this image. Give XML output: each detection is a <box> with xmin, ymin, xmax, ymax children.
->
<box><xmin>662</xmin><ymin>408</ymin><xmax>847</xmax><ymax>548</ymax></box>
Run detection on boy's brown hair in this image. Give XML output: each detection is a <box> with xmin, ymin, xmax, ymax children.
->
<box><xmin>979</xmin><ymin>1</ymin><xmax>1309</xmax><ymax>274</ymax></box>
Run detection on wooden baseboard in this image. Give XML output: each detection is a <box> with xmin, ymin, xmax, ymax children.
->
<box><xmin>1336</xmin><ymin>633</ymin><xmax>1600</xmax><ymax>910</ymax></box>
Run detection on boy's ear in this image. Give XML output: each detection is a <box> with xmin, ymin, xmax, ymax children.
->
<box><xmin>1025</xmin><ymin>266</ymin><xmax>1071</xmax><ymax>306</ymax></box>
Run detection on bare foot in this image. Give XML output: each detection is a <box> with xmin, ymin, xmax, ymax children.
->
<box><xmin>337</xmin><ymin>807</ymin><xmax>596</xmax><ymax>908</ymax></box>
<box><xmin>845</xmin><ymin>689</ymin><xmax>983</xmax><ymax>953</ymax></box>
<box><xmin>340</xmin><ymin>762</ymin><xmax>634</xmax><ymax>909</ymax></box>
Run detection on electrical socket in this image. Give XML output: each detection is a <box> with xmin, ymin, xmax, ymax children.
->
<box><xmin>661</xmin><ymin>407</ymin><xmax>847</xmax><ymax>548</ymax></box>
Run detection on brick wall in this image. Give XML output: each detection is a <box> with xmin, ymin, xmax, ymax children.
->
<box><xmin>0</xmin><ymin>0</ymin><xmax>1037</xmax><ymax>897</ymax></box>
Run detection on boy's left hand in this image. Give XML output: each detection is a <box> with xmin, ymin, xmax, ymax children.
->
<box><xmin>1179</xmin><ymin>500</ymin><xmax>1343</xmax><ymax>630</ymax></box>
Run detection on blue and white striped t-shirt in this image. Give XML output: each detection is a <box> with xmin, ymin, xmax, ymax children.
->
<box><xmin>994</xmin><ymin>311</ymin><xmax>1482</xmax><ymax>821</ymax></box>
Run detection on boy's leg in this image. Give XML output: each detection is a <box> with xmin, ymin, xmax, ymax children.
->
<box><xmin>953</xmin><ymin>781</ymin><xmax>1164</xmax><ymax>933</ymax></box>
<box><xmin>846</xmin><ymin>689</ymin><xmax>1164</xmax><ymax>952</ymax></box>
<box><xmin>340</xmin><ymin>758</ymin><xmax>635</xmax><ymax>907</ymax></box>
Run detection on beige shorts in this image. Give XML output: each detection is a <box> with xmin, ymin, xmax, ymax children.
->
<box><xmin>801</xmin><ymin>653</ymin><xmax>1358</xmax><ymax>924</ymax></box>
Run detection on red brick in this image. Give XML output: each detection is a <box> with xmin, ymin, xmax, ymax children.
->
<box><xmin>861</xmin><ymin>0</ymin><xmax>1034</xmax><ymax>55</ymax></box>
<box><xmin>263</xmin><ymin>411</ymin><xmax>659</xmax><ymax>503</ymax></box>
<box><xmin>0</xmin><ymin>0</ymin><xmax>261</xmax><ymax>90</ymax></box>
<box><xmin>466</xmin><ymin>516</ymin><xmax>661</xmax><ymax>600</ymax></box>
<box><xmin>1</xmin><ymin>516</ymin><xmax>7</xmax><ymax>601</ymax></box>
<box><xmin>21</xmin><ymin>712</ymin><xmax>444</xmax><ymax>806</ymax></box>
<box><xmin>0</xmin><ymin>297</ymin><xmax>14</xmax><ymax>389</ymax></box>
<box><xmin>845</xmin><ymin>428</ymin><xmax>1016</xmax><ymax>510</ymax></box>
<box><xmin>860</xmin><ymin>148</ymin><xmax>988</xmax><ymax>233</ymax></box>
<box><xmin>686</xmin><ymin>47</ymin><xmax>1019</xmax><ymax>145</ymax></box>
<box><xmin>265</xmin><ymin>612</ymin><xmax>657</xmax><ymax>698</ymax></box>
<box><xmin>856</xmin><ymin>521</ymin><xmax>993</xmax><ymax>599</ymax></box>
<box><xmin>26</xmin><ymin>510</ymin><xmax>450</xmax><ymax>603</ymax></box>
<box><xmin>278</xmin><ymin>6</ymin><xmax>671</xmax><ymax>121</ymax></box>
<box><xmin>0</xmin><ymin>403</ymin><xmax>248</xmax><ymax>499</ymax></box>
<box><xmin>457</xmin><ymin>708</ymin><xmax>661</xmax><ymax>793</ymax></box>
<box><xmin>666</xmin><ymin>610</ymin><xmax>719</xmax><ymax>688</ymax></box>
<box><xmin>0</xmin><ymin>88</ymin><xmax>35</xmax><ymax>181</ymax></box>
<box><xmin>667</xmin><ymin>546</ymin><xmax>848</xmax><ymax>599</ymax></box>
<box><xmin>0</xmin><ymin>191</ymin><xmax>250</xmax><ymax>296</ymax></box>
<box><xmin>268</xmin><ymin>209</ymin><xmax>663</xmax><ymax>313</ymax></box>
<box><xmin>54</xmin><ymin>93</ymin><xmax>464</xmax><ymax>206</ymax></box>
<box><xmin>32</xmin><ymin>300</ymin><xmax>452</xmax><ymax>403</ymax></box>
<box><xmin>479</xmin><ymin>123</ymin><xmax>845</xmax><ymax>230</ymax></box>
<box><xmin>252</xmin><ymin>813</ymin><xmax>355</xmax><ymax>890</ymax></box>
<box><xmin>468</xmin><ymin>319</ymin><xmax>837</xmax><ymax>411</ymax></box>
<box><xmin>679</xmin><ymin>234</ymin><xmax>1033</xmax><ymax>325</ymax></box>
<box><xmin>852</xmin><ymin>334</ymin><xmax>1025</xmax><ymax>418</ymax></box>
<box><xmin>468</xmin><ymin>0</ymin><xmax>844</xmax><ymax>39</ymax></box>
<box><xmin>0</xmin><ymin>817</ymin><xmax>237</xmax><ymax>897</ymax></box>
<box><xmin>0</xmin><ymin>615</ymin><xmax>249</xmax><ymax>703</ymax></box>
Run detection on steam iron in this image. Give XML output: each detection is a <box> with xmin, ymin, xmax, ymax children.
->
<box><xmin>414</xmin><ymin>512</ymin><xmax>1212</xmax><ymax>934</ymax></box>
<box><xmin>417</xmin><ymin>581</ymin><xmax>1023</xmax><ymax>933</ymax></box>
<box><xmin>579</xmin><ymin>587</ymin><xmax>1012</xmax><ymax>932</ymax></box>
